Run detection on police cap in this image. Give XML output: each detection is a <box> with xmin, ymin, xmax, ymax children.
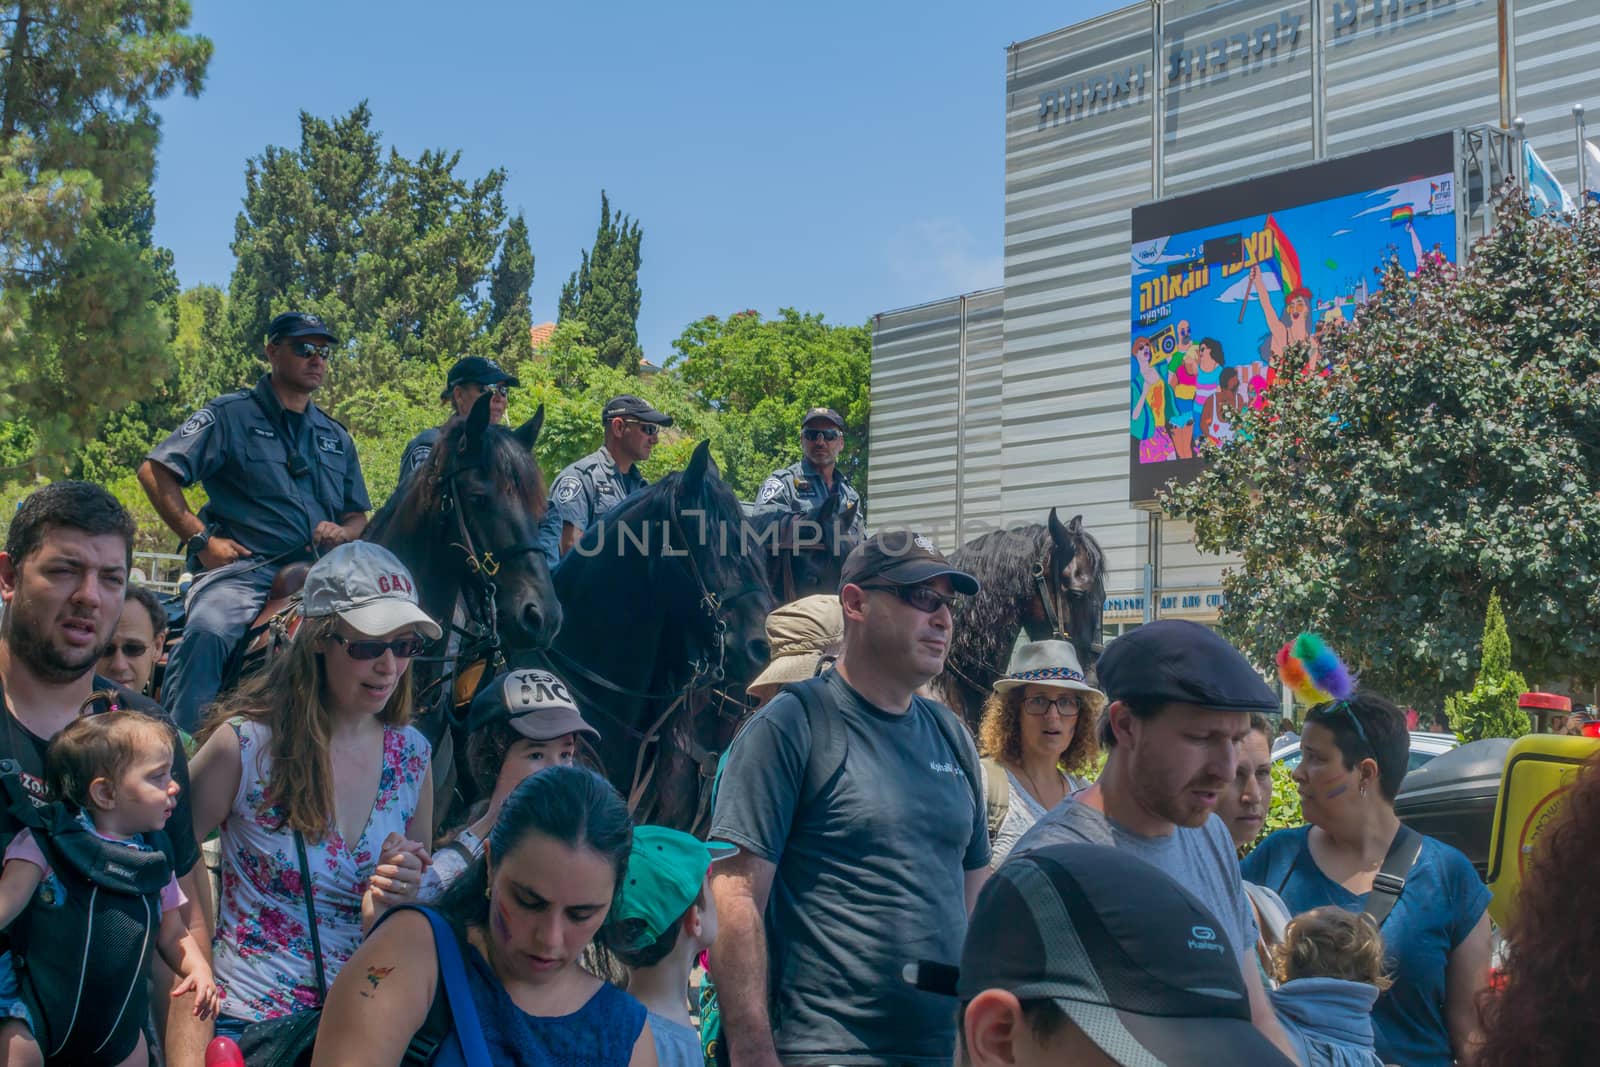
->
<box><xmin>441</xmin><ymin>356</ymin><xmax>520</xmax><ymax>400</ymax></box>
<box><xmin>603</xmin><ymin>394</ymin><xmax>673</xmax><ymax>427</ymax></box>
<box><xmin>1096</xmin><ymin>619</ymin><xmax>1278</xmax><ymax>713</ymax></box>
<box><xmin>802</xmin><ymin>407</ymin><xmax>845</xmax><ymax>431</ymax></box>
<box><xmin>267</xmin><ymin>311</ymin><xmax>338</xmax><ymax>345</ymax></box>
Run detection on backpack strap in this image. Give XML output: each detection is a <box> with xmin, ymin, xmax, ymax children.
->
<box><xmin>923</xmin><ymin>702</ymin><xmax>986</xmax><ymax>837</ymax></box>
<box><xmin>979</xmin><ymin>758</ymin><xmax>1012</xmax><ymax>838</ymax></box>
<box><xmin>784</xmin><ymin>675</ymin><xmax>845</xmax><ymax>812</ymax></box>
<box><xmin>1364</xmin><ymin>824</ymin><xmax>1424</xmax><ymax>928</ymax></box>
<box><xmin>378</xmin><ymin>905</ymin><xmax>493</xmax><ymax>1067</ymax></box>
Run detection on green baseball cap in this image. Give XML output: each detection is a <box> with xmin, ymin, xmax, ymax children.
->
<box><xmin>612</xmin><ymin>827</ymin><xmax>738</xmax><ymax>952</ymax></box>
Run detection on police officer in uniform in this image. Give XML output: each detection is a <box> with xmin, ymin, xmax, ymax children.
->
<box><xmin>398</xmin><ymin>355</ymin><xmax>520</xmax><ymax>481</ymax></box>
<box><xmin>137</xmin><ymin>311</ymin><xmax>371</xmax><ymax>730</ymax></box>
<box><xmin>752</xmin><ymin>406</ymin><xmax>866</xmax><ymax>539</ymax></box>
<box><xmin>541</xmin><ymin>394</ymin><xmax>672</xmax><ymax>563</ymax></box>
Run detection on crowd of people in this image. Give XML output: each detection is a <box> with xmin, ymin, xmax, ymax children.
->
<box><xmin>0</xmin><ymin>313</ymin><xmax>1596</xmax><ymax>1066</ymax></box>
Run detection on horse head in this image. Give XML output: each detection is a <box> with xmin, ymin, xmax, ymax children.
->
<box><xmin>765</xmin><ymin>489</ymin><xmax>861</xmax><ymax>603</ymax></box>
<box><xmin>1046</xmin><ymin>507</ymin><xmax>1105</xmax><ymax>676</ymax></box>
<box><xmin>370</xmin><ymin>393</ymin><xmax>561</xmax><ymax>654</ymax></box>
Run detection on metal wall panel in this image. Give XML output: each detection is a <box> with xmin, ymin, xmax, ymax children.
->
<box><xmin>1512</xmin><ymin>0</ymin><xmax>1600</xmax><ymax>189</ymax></box>
<box><xmin>1003</xmin><ymin>3</ymin><xmax>1157</xmax><ymax>595</ymax></box>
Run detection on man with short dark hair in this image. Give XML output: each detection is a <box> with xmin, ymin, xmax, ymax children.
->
<box><xmin>0</xmin><ymin>481</ymin><xmax>209</xmax><ymax>1066</ymax></box>
<box><xmin>709</xmin><ymin>531</ymin><xmax>989</xmax><ymax>1067</ymax></box>
<box><xmin>398</xmin><ymin>355</ymin><xmax>520</xmax><ymax>481</ymax></box>
<box><xmin>1011</xmin><ymin>618</ymin><xmax>1300</xmax><ymax>1063</ymax></box>
<box><xmin>752</xmin><ymin>406</ymin><xmax>865</xmax><ymax>540</ymax></box>
<box><xmin>542</xmin><ymin>394</ymin><xmax>672</xmax><ymax>561</ymax></box>
<box><xmin>138</xmin><ymin>311</ymin><xmax>370</xmax><ymax>730</ymax></box>
<box><xmin>952</xmin><ymin>843</ymin><xmax>1293</xmax><ymax>1067</ymax></box>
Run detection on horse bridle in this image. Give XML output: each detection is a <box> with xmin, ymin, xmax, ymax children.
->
<box><xmin>438</xmin><ymin>457</ymin><xmax>545</xmax><ymax>656</ymax></box>
<box><xmin>1032</xmin><ymin>550</ymin><xmax>1071</xmax><ymax>643</ymax></box>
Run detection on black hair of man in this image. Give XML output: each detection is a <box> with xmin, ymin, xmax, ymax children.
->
<box><xmin>5</xmin><ymin>481</ymin><xmax>137</xmax><ymax>570</ymax></box>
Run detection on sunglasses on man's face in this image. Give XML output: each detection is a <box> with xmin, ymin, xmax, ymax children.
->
<box><xmin>326</xmin><ymin>632</ymin><xmax>429</xmax><ymax>661</ymax></box>
<box><xmin>106</xmin><ymin>640</ymin><xmax>150</xmax><ymax>660</ymax></box>
<box><xmin>285</xmin><ymin>340</ymin><xmax>334</xmax><ymax>360</ymax></box>
<box><xmin>482</xmin><ymin>383</ymin><xmax>511</xmax><ymax>398</ymax></box>
<box><xmin>803</xmin><ymin>428</ymin><xmax>841</xmax><ymax>442</ymax></box>
<box><xmin>624</xmin><ymin>419</ymin><xmax>660</xmax><ymax>438</ymax></box>
<box><xmin>860</xmin><ymin>583</ymin><xmax>957</xmax><ymax>614</ymax></box>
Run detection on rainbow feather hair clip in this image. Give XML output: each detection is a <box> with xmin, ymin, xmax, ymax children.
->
<box><xmin>1276</xmin><ymin>633</ymin><xmax>1355</xmax><ymax>706</ymax></box>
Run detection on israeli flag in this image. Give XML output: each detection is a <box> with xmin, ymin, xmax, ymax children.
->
<box><xmin>1584</xmin><ymin>140</ymin><xmax>1600</xmax><ymax>203</ymax></box>
<box><xmin>1525</xmin><ymin>142</ymin><xmax>1576</xmax><ymax>216</ymax></box>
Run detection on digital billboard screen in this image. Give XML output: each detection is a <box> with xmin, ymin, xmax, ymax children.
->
<box><xmin>1128</xmin><ymin>133</ymin><xmax>1458</xmax><ymax>503</ymax></box>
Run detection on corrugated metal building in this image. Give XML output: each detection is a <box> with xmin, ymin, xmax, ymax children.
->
<box><xmin>871</xmin><ymin>0</ymin><xmax>1600</xmax><ymax>631</ymax></box>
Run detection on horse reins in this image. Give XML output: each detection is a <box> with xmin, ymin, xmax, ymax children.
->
<box><xmin>1032</xmin><ymin>551</ymin><xmax>1070</xmax><ymax>643</ymax></box>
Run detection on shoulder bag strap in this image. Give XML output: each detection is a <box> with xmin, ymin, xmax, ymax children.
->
<box><xmin>417</xmin><ymin>906</ymin><xmax>493</xmax><ymax>1067</ymax></box>
<box><xmin>292</xmin><ymin>829</ymin><xmax>327</xmax><ymax>1001</ymax></box>
<box><xmin>1363</xmin><ymin>824</ymin><xmax>1424</xmax><ymax>928</ymax></box>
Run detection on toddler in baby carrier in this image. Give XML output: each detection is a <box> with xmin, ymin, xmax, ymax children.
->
<box><xmin>1269</xmin><ymin>907</ymin><xmax>1390</xmax><ymax>1067</ymax></box>
<box><xmin>0</xmin><ymin>711</ymin><xmax>217</xmax><ymax>1066</ymax></box>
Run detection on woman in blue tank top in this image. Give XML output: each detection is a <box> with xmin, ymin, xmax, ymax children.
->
<box><xmin>310</xmin><ymin>766</ymin><xmax>654</xmax><ymax>1067</ymax></box>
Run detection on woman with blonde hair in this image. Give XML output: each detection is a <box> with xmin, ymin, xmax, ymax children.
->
<box><xmin>188</xmin><ymin>542</ymin><xmax>439</xmax><ymax>1041</ymax></box>
<box><xmin>977</xmin><ymin>640</ymin><xmax>1103</xmax><ymax>868</ymax></box>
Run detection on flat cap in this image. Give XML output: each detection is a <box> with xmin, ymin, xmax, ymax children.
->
<box><xmin>1097</xmin><ymin>619</ymin><xmax>1277</xmax><ymax>713</ymax></box>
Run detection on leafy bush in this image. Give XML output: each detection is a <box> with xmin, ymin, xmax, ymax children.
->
<box><xmin>1445</xmin><ymin>592</ymin><xmax>1531</xmax><ymax>743</ymax></box>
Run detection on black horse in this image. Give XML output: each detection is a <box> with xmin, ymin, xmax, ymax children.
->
<box><xmin>366</xmin><ymin>394</ymin><xmax>562</xmax><ymax>823</ymax></box>
<box><xmin>935</xmin><ymin>509</ymin><xmax>1106</xmax><ymax>729</ymax></box>
<box><xmin>758</xmin><ymin>490</ymin><xmax>862</xmax><ymax>604</ymax></box>
<box><xmin>536</xmin><ymin>441</ymin><xmax>775</xmax><ymax>832</ymax></box>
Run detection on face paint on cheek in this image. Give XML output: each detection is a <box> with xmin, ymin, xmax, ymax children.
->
<box><xmin>490</xmin><ymin>894</ymin><xmax>513</xmax><ymax>945</ymax></box>
<box><xmin>1323</xmin><ymin>783</ymin><xmax>1350</xmax><ymax>800</ymax></box>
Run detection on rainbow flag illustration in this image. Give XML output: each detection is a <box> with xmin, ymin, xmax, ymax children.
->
<box><xmin>1390</xmin><ymin>204</ymin><xmax>1415</xmax><ymax>226</ymax></box>
<box><xmin>1261</xmin><ymin>215</ymin><xmax>1303</xmax><ymax>295</ymax></box>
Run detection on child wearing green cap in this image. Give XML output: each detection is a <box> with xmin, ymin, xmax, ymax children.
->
<box><xmin>600</xmin><ymin>826</ymin><xmax>735</xmax><ymax>1067</ymax></box>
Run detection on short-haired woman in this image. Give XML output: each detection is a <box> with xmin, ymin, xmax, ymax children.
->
<box><xmin>98</xmin><ymin>583</ymin><xmax>168</xmax><ymax>699</ymax></box>
<box><xmin>1242</xmin><ymin>691</ymin><xmax>1491</xmax><ymax>1067</ymax></box>
<box><xmin>977</xmin><ymin>640</ymin><xmax>1103</xmax><ymax>868</ymax></box>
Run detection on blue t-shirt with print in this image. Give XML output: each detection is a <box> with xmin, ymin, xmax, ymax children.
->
<box><xmin>1242</xmin><ymin>826</ymin><xmax>1490</xmax><ymax>1067</ymax></box>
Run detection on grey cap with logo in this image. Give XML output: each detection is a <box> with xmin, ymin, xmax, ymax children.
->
<box><xmin>299</xmin><ymin>542</ymin><xmax>442</xmax><ymax>640</ymax></box>
<box><xmin>467</xmin><ymin>668</ymin><xmax>600</xmax><ymax>742</ymax></box>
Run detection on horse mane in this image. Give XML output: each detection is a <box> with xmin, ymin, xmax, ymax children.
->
<box><xmin>597</xmin><ymin>464</ymin><xmax>750</xmax><ymax>586</ymax></box>
<box><xmin>368</xmin><ymin>414</ymin><xmax>547</xmax><ymax>540</ymax></box>
<box><xmin>947</xmin><ymin>524</ymin><xmax>1049</xmax><ymax>675</ymax></box>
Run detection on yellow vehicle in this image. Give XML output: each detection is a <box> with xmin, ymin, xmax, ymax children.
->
<box><xmin>1485</xmin><ymin>733</ymin><xmax>1600</xmax><ymax>927</ymax></box>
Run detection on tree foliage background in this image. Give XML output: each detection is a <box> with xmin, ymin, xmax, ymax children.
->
<box><xmin>1446</xmin><ymin>592</ymin><xmax>1532</xmax><ymax>742</ymax></box>
<box><xmin>1165</xmin><ymin>196</ymin><xmax>1600</xmax><ymax>707</ymax></box>
<box><xmin>0</xmin><ymin>81</ymin><xmax>872</xmax><ymax>556</ymax></box>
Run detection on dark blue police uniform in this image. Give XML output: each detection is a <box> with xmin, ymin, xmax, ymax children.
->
<box><xmin>147</xmin><ymin>374</ymin><xmax>369</xmax><ymax>729</ymax></box>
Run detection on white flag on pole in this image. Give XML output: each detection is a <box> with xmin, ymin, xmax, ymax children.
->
<box><xmin>1525</xmin><ymin>141</ymin><xmax>1577</xmax><ymax>216</ymax></box>
<box><xmin>1584</xmin><ymin>139</ymin><xmax>1600</xmax><ymax>202</ymax></box>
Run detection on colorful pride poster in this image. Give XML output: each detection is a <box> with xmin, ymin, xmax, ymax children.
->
<box><xmin>1127</xmin><ymin>134</ymin><xmax>1459</xmax><ymax>502</ymax></box>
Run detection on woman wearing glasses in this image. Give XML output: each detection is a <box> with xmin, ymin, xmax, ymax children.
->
<box><xmin>187</xmin><ymin>542</ymin><xmax>439</xmax><ymax>1041</ymax></box>
<box><xmin>97</xmin><ymin>583</ymin><xmax>169</xmax><ymax>699</ymax></box>
<box><xmin>977</xmin><ymin>640</ymin><xmax>1104</xmax><ymax>868</ymax></box>
<box><xmin>1241</xmin><ymin>692</ymin><xmax>1492</xmax><ymax>1067</ymax></box>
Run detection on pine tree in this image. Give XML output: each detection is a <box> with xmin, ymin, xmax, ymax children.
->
<box><xmin>488</xmin><ymin>213</ymin><xmax>535</xmax><ymax>365</ymax></box>
<box><xmin>558</xmin><ymin>191</ymin><xmax>643</xmax><ymax>373</ymax></box>
<box><xmin>1445</xmin><ymin>593</ymin><xmax>1531</xmax><ymax>742</ymax></box>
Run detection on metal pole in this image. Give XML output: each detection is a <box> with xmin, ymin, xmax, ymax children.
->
<box><xmin>1576</xmin><ymin>105</ymin><xmax>1588</xmax><ymax>206</ymax></box>
<box><xmin>1497</xmin><ymin>0</ymin><xmax>1513</xmax><ymax>129</ymax></box>
<box><xmin>1514</xmin><ymin>115</ymin><xmax>1527</xmax><ymax>189</ymax></box>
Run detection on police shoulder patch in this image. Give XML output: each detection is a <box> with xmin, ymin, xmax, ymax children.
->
<box><xmin>758</xmin><ymin>478</ymin><xmax>785</xmax><ymax>503</ymax></box>
<box><xmin>178</xmin><ymin>409</ymin><xmax>215</xmax><ymax>438</ymax></box>
<box><xmin>554</xmin><ymin>477</ymin><xmax>582</xmax><ymax>504</ymax></box>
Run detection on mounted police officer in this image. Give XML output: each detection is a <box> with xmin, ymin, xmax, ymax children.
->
<box><xmin>751</xmin><ymin>406</ymin><xmax>866</xmax><ymax>539</ymax></box>
<box><xmin>541</xmin><ymin>394</ymin><xmax>672</xmax><ymax>563</ymax></box>
<box><xmin>137</xmin><ymin>311</ymin><xmax>370</xmax><ymax>731</ymax></box>
<box><xmin>398</xmin><ymin>355</ymin><xmax>520</xmax><ymax>482</ymax></box>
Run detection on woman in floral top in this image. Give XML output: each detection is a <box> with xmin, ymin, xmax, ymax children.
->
<box><xmin>188</xmin><ymin>543</ymin><xmax>440</xmax><ymax>1039</ymax></box>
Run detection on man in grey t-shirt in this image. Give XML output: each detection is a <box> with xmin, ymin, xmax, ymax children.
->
<box><xmin>1011</xmin><ymin>619</ymin><xmax>1303</xmax><ymax>1066</ymax></box>
<box><xmin>709</xmin><ymin>532</ymin><xmax>989</xmax><ymax>1067</ymax></box>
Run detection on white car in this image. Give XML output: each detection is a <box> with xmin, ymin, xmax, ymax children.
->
<box><xmin>1274</xmin><ymin>730</ymin><xmax>1459</xmax><ymax>774</ymax></box>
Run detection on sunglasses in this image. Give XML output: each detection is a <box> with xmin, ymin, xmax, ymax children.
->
<box><xmin>285</xmin><ymin>340</ymin><xmax>334</xmax><ymax>360</ymax></box>
<box><xmin>482</xmin><ymin>383</ymin><xmax>511</xmax><ymax>398</ymax></box>
<box><xmin>1021</xmin><ymin>694</ymin><xmax>1080</xmax><ymax>718</ymax></box>
<box><xmin>623</xmin><ymin>419</ymin><xmax>660</xmax><ymax>438</ymax></box>
<box><xmin>860</xmin><ymin>583</ymin><xmax>957</xmax><ymax>614</ymax></box>
<box><xmin>1322</xmin><ymin>700</ymin><xmax>1374</xmax><ymax>757</ymax></box>
<box><xmin>803</xmin><ymin>428</ymin><xmax>841</xmax><ymax>442</ymax></box>
<box><xmin>105</xmin><ymin>640</ymin><xmax>151</xmax><ymax>659</ymax></box>
<box><xmin>325</xmin><ymin>632</ymin><xmax>429</xmax><ymax>660</ymax></box>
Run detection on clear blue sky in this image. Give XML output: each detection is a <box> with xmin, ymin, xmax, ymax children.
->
<box><xmin>152</xmin><ymin>0</ymin><xmax>1125</xmax><ymax>363</ymax></box>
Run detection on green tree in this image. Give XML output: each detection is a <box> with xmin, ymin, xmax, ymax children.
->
<box><xmin>1445</xmin><ymin>592</ymin><xmax>1531</xmax><ymax>742</ymax></box>
<box><xmin>226</xmin><ymin>103</ymin><xmax>513</xmax><ymax>427</ymax></box>
<box><xmin>558</xmin><ymin>191</ymin><xmax>643</xmax><ymax>373</ymax></box>
<box><xmin>488</xmin><ymin>212</ymin><xmax>535</xmax><ymax>365</ymax></box>
<box><xmin>669</xmin><ymin>308</ymin><xmax>872</xmax><ymax>498</ymax></box>
<box><xmin>1164</xmin><ymin>197</ymin><xmax>1600</xmax><ymax>705</ymax></box>
<box><xmin>0</xmin><ymin>0</ymin><xmax>211</xmax><ymax>474</ymax></box>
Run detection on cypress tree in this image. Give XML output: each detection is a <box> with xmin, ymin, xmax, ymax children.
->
<box><xmin>558</xmin><ymin>191</ymin><xmax>644</xmax><ymax>373</ymax></box>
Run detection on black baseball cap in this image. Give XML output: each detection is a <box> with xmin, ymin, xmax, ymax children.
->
<box><xmin>1096</xmin><ymin>619</ymin><xmax>1278</xmax><ymax>714</ymax></box>
<box><xmin>467</xmin><ymin>669</ymin><xmax>600</xmax><ymax>743</ymax></box>
<box><xmin>267</xmin><ymin>311</ymin><xmax>338</xmax><ymax>344</ymax></box>
<box><xmin>949</xmin><ymin>843</ymin><xmax>1292</xmax><ymax>1066</ymax></box>
<box><xmin>839</xmin><ymin>530</ymin><xmax>979</xmax><ymax>595</ymax></box>
<box><xmin>441</xmin><ymin>356</ymin><xmax>519</xmax><ymax>400</ymax></box>
<box><xmin>603</xmin><ymin>394</ymin><xmax>673</xmax><ymax>427</ymax></box>
<box><xmin>801</xmin><ymin>407</ymin><xmax>845</xmax><ymax>431</ymax></box>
